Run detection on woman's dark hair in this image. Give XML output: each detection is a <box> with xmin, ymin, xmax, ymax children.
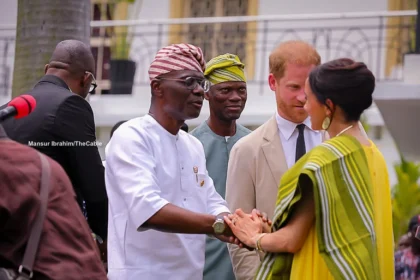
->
<box><xmin>308</xmin><ymin>58</ymin><xmax>375</xmax><ymax>122</ymax></box>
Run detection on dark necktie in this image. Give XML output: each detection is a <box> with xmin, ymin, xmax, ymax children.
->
<box><xmin>295</xmin><ymin>124</ymin><xmax>306</xmax><ymax>162</ymax></box>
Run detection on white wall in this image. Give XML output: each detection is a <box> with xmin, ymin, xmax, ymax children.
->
<box><xmin>255</xmin><ymin>0</ymin><xmax>388</xmax><ymax>81</ymax></box>
<box><xmin>260</xmin><ymin>0</ymin><xmax>386</xmax><ymax>13</ymax></box>
<box><xmin>0</xmin><ymin>0</ymin><xmax>17</xmax><ymax>105</ymax></box>
<box><xmin>0</xmin><ymin>0</ymin><xmax>17</xmax><ymax>24</ymax></box>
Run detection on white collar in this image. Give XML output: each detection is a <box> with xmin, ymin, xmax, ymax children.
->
<box><xmin>145</xmin><ymin>114</ymin><xmax>179</xmax><ymax>140</ymax></box>
<box><xmin>275</xmin><ymin>112</ymin><xmax>319</xmax><ymax>140</ymax></box>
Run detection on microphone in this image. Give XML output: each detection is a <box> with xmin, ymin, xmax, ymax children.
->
<box><xmin>0</xmin><ymin>95</ymin><xmax>36</xmax><ymax>122</ymax></box>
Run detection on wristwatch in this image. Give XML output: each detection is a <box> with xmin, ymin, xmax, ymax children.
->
<box><xmin>212</xmin><ymin>217</ymin><xmax>226</xmax><ymax>235</ymax></box>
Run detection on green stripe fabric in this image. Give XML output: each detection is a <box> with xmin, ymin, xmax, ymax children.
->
<box><xmin>255</xmin><ymin>135</ymin><xmax>380</xmax><ymax>280</ymax></box>
<box><xmin>204</xmin><ymin>53</ymin><xmax>246</xmax><ymax>84</ymax></box>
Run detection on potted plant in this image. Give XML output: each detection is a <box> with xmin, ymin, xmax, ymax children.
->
<box><xmin>360</xmin><ymin>114</ymin><xmax>370</xmax><ymax>133</ymax></box>
<box><xmin>392</xmin><ymin>154</ymin><xmax>420</xmax><ymax>244</ymax></box>
<box><xmin>109</xmin><ymin>0</ymin><xmax>136</xmax><ymax>95</ymax></box>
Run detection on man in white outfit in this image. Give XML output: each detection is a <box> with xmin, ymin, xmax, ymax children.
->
<box><xmin>105</xmin><ymin>44</ymin><xmax>239</xmax><ymax>280</ymax></box>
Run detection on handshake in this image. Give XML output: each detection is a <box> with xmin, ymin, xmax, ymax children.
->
<box><xmin>214</xmin><ymin>209</ymin><xmax>272</xmax><ymax>250</ymax></box>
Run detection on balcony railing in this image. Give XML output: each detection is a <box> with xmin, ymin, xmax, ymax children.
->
<box><xmin>0</xmin><ymin>10</ymin><xmax>417</xmax><ymax>96</ymax></box>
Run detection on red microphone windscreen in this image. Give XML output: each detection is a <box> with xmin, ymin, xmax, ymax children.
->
<box><xmin>8</xmin><ymin>95</ymin><xmax>36</xmax><ymax>119</ymax></box>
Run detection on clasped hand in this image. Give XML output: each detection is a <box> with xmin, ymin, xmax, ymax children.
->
<box><xmin>223</xmin><ymin>209</ymin><xmax>272</xmax><ymax>249</ymax></box>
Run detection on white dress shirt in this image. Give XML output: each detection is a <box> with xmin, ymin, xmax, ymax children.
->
<box><xmin>275</xmin><ymin>113</ymin><xmax>322</xmax><ymax>169</ymax></box>
<box><xmin>105</xmin><ymin>114</ymin><xmax>230</xmax><ymax>280</ymax></box>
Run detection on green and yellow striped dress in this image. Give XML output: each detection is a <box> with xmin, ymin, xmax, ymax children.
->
<box><xmin>255</xmin><ymin>135</ymin><xmax>394</xmax><ymax>280</ymax></box>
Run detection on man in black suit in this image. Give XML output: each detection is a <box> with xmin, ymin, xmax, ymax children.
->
<box><xmin>1</xmin><ymin>40</ymin><xmax>108</xmax><ymax>258</ymax></box>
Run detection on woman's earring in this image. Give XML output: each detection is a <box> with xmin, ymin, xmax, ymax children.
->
<box><xmin>322</xmin><ymin>116</ymin><xmax>331</xmax><ymax>130</ymax></box>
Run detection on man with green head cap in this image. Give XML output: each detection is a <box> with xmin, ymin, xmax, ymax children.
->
<box><xmin>191</xmin><ymin>53</ymin><xmax>251</xmax><ymax>280</ymax></box>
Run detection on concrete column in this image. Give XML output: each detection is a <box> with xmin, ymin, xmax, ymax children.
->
<box><xmin>403</xmin><ymin>54</ymin><xmax>420</xmax><ymax>84</ymax></box>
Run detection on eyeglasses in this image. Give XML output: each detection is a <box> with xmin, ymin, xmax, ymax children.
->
<box><xmin>156</xmin><ymin>76</ymin><xmax>210</xmax><ymax>92</ymax></box>
<box><xmin>85</xmin><ymin>71</ymin><xmax>98</xmax><ymax>94</ymax></box>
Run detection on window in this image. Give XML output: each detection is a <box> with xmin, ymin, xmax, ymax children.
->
<box><xmin>90</xmin><ymin>1</ymin><xmax>113</xmax><ymax>94</ymax></box>
<box><xmin>170</xmin><ymin>0</ymin><xmax>258</xmax><ymax>79</ymax></box>
<box><xmin>186</xmin><ymin>0</ymin><xmax>248</xmax><ymax>62</ymax></box>
<box><xmin>385</xmin><ymin>0</ymin><xmax>417</xmax><ymax>78</ymax></box>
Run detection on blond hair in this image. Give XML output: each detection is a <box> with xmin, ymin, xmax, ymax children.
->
<box><xmin>269</xmin><ymin>40</ymin><xmax>321</xmax><ymax>79</ymax></box>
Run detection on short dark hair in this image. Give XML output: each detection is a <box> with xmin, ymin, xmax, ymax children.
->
<box><xmin>49</xmin><ymin>40</ymin><xmax>95</xmax><ymax>76</ymax></box>
<box><xmin>180</xmin><ymin>123</ymin><xmax>188</xmax><ymax>132</ymax></box>
<box><xmin>409</xmin><ymin>215</ymin><xmax>420</xmax><ymax>232</ymax></box>
<box><xmin>308</xmin><ymin>58</ymin><xmax>375</xmax><ymax>122</ymax></box>
<box><xmin>110</xmin><ymin>120</ymin><xmax>127</xmax><ymax>138</ymax></box>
